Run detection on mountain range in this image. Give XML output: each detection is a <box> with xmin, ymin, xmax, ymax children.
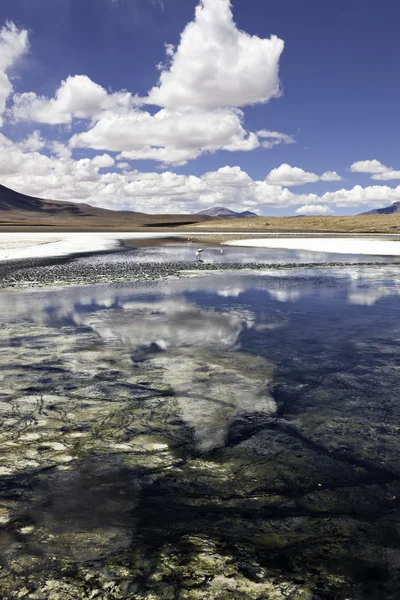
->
<box><xmin>2</xmin><ymin>182</ymin><xmax>397</xmax><ymax>231</ymax></box>
<box><xmin>0</xmin><ymin>184</ymin><xmax>258</xmax><ymax>228</ymax></box>
<box><xmin>360</xmin><ymin>202</ymin><xmax>400</xmax><ymax>215</ymax></box>
<box><xmin>0</xmin><ymin>184</ymin><xmax>208</xmax><ymax>229</ymax></box>
<box><xmin>194</xmin><ymin>207</ymin><xmax>257</xmax><ymax>218</ymax></box>
<box><xmin>0</xmin><ymin>183</ymin><xmax>143</xmax><ymax>219</ymax></box>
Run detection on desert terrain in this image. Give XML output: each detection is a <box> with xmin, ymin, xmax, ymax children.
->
<box><xmin>2</xmin><ymin>183</ymin><xmax>400</xmax><ymax>234</ymax></box>
<box><xmin>187</xmin><ymin>214</ymin><xmax>400</xmax><ymax>235</ymax></box>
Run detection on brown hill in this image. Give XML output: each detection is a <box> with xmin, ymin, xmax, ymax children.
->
<box><xmin>0</xmin><ymin>184</ymin><xmax>208</xmax><ymax>230</ymax></box>
<box><xmin>186</xmin><ymin>214</ymin><xmax>400</xmax><ymax>234</ymax></box>
<box><xmin>0</xmin><ymin>183</ymin><xmax>143</xmax><ymax>220</ymax></box>
<box><xmin>359</xmin><ymin>201</ymin><xmax>400</xmax><ymax>215</ymax></box>
<box><xmin>3</xmin><ymin>183</ymin><xmax>400</xmax><ymax>234</ymax></box>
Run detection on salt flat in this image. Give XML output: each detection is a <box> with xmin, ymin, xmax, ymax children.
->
<box><xmin>0</xmin><ymin>232</ymin><xmax>177</xmax><ymax>261</ymax></box>
<box><xmin>2</xmin><ymin>232</ymin><xmax>400</xmax><ymax>263</ymax></box>
<box><xmin>224</xmin><ymin>236</ymin><xmax>400</xmax><ymax>256</ymax></box>
<box><xmin>0</xmin><ymin>232</ymin><xmax>285</xmax><ymax>262</ymax></box>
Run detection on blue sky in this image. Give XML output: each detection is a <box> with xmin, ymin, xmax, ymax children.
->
<box><xmin>0</xmin><ymin>0</ymin><xmax>399</xmax><ymax>215</ymax></box>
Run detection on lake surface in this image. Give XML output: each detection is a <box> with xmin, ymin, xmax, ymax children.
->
<box><xmin>0</xmin><ymin>247</ymin><xmax>400</xmax><ymax>598</ymax></box>
<box><xmin>84</xmin><ymin>239</ymin><xmax>400</xmax><ymax>264</ymax></box>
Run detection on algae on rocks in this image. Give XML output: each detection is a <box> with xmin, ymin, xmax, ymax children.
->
<box><xmin>0</xmin><ymin>283</ymin><xmax>400</xmax><ymax>599</ymax></box>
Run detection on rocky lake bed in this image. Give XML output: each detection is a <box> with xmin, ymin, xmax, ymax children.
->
<box><xmin>0</xmin><ymin>242</ymin><xmax>400</xmax><ymax>598</ymax></box>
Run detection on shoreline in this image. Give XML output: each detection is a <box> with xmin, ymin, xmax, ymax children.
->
<box><xmin>2</xmin><ymin>212</ymin><xmax>400</xmax><ymax>235</ymax></box>
<box><xmin>1</xmin><ymin>257</ymin><xmax>397</xmax><ymax>292</ymax></box>
<box><xmin>2</xmin><ymin>230</ymin><xmax>400</xmax><ymax>264</ymax></box>
<box><xmin>224</xmin><ymin>236</ymin><xmax>400</xmax><ymax>256</ymax></box>
<box><xmin>1</xmin><ymin>232</ymin><xmax>400</xmax><ymax>291</ymax></box>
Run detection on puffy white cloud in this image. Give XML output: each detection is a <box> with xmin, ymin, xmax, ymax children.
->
<box><xmin>254</xmin><ymin>181</ymin><xmax>305</xmax><ymax>205</ymax></box>
<box><xmin>51</xmin><ymin>141</ymin><xmax>72</xmax><ymax>159</ymax></box>
<box><xmin>266</xmin><ymin>164</ymin><xmax>319</xmax><ymax>186</ymax></box>
<box><xmin>12</xmin><ymin>75</ymin><xmax>135</xmax><ymax>125</ymax></box>
<box><xmin>147</xmin><ymin>0</ymin><xmax>284</xmax><ymax>110</ymax></box>
<box><xmin>265</xmin><ymin>164</ymin><xmax>342</xmax><ymax>187</ymax></box>
<box><xmin>371</xmin><ymin>171</ymin><xmax>400</xmax><ymax>181</ymax></box>
<box><xmin>119</xmin><ymin>167</ymin><xmax>259</xmax><ymax>212</ymax></box>
<box><xmin>0</xmin><ymin>22</ymin><xmax>28</xmax><ymax>73</ymax></box>
<box><xmin>350</xmin><ymin>160</ymin><xmax>390</xmax><ymax>174</ymax></box>
<box><xmin>6</xmin><ymin>1</ymin><xmax>291</xmax><ymax>167</ymax></box>
<box><xmin>18</xmin><ymin>130</ymin><xmax>46</xmax><ymax>152</ymax></box>
<box><xmin>257</xmin><ymin>130</ymin><xmax>295</xmax><ymax>148</ymax></box>
<box><xmin>350</xmin><ymin>159</ymin><xmax>400</xmax><ymax>181</ymax></box>
<box><xmin>0</xmin><ymin>134</ymin><xmax>116</xmax><ymax>195</ymax></box>
<box><xmin>0</xmin><ymin>10</ymin><xmax>397</xmax><ymax>215</ymax></box>
<box><xmin>0</xmin><ymin>133</ymin><xmax>50</xmax><ymax>177</ymax></box>
<box><xmin>70</xmin><ymin>107</ymin><xmax>262</xmax><ymax>166</ymax></box>
<box><xmin>320</xmin><ymin>171</ymin><xmax>342</xmax><ymax>182</ymax></box>
<box><xmin>91</xmin><ymin>154</ymin><xmax>115</xmax><ymax>168</ymax></box>
<box><xmin>0</xmin><ymin>135</ymin><xmax>265</xmax><ymax>211</ymax></box>
<box><xmin>242</xmin><ymin>180</ymin><xmax>400</xmax><ymax>211</ymax></box>
<box><xmin>319</xmin><ymin>184</ymin><xmax>400</xmax><ymax>207</ymax></box>
<box><xmin>295</xmin><ymin>204</ymin><xmax>334</xmax><ymax>215</ymax></box>
<box><xmin>0</xmin><ymin>131</ymin><xmax>396</xmax><ymax>215</ymax></box>
<box><xmin>0</xmin><ymin>22</ymin><xmax>29</xmax><ymax>126</ymax></box>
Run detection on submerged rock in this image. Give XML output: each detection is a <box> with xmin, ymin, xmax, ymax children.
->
<box><xmin>0</xmin><ymin>276</ymin><xmax>400</xmax><ymax>598</ymax></box>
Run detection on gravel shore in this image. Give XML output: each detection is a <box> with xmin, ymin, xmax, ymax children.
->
<box><xmin>0</xmin><ymin>251</ymin><xmax>391</xmax><ymax>290</ymax></box>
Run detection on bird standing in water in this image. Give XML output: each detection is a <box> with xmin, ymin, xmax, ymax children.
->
<box><xmin>196</xmin><ymin>248</ymin><xmax>203</xmax><ymax>262</ymax></box>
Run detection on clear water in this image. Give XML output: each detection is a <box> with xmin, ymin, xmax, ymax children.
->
<box><xmin>84</xmin><ymin>240</ymin><xmax>400</xmax><ymax>265</ymax></box>
<box><xmin>1</xmin><ymin>258</ymin><xmax>400</xmax><ymax>598</ymax></box>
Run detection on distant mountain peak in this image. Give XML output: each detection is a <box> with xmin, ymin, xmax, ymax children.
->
<box><xmin>194</xmin><ymin>206</ymin><xmax>257</xmax><ymax>218</ymax></box>
<box><xmin>360</xmin><ymin>201</ymin><xmax>400</xmax><ymax>215</ymax></box>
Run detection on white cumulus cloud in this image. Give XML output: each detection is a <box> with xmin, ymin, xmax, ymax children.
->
<box><xmin>12</xmin><ymin>75</ymin><xmax>135</xmax><ymax>125</ymax></box>
<box><xmin>18</xmin><ymin>130</ymin><xmax>46</xmax><ymax>152</ymax></box>
<box><xmin>371</xmin><ymin>171</ymin><xmax>400</xmax><ymax>181</ymax></box>
<box><xmin>320</xmin><ymin>184</ymin><xmax>400</xmax><ymax>207</ymax></box>
<box><xmin>295</xmin><ymin>204</ymin><xmax>334</xmax><ymax>215</ymax></box>
<box><xmin>257</xmin><ymin>130</ymin><xmax>295</xmax><ymax>148</ymax></box>
<box><xmin>320</xmin><ymin>171</ymin><xmax>342</xmax><ymax>182</ymax></box>
<box><xmin>350</xmin><ymin>159</ymin><xmax>400</xmax><ymax>182</ymax></box>
<box><xmin>0</xmin><ymin>22</ymin><xmax>29</xmax><ymax>126</ymax></box>
<box><xmin>0</xmin><ymin>133</ymin><xmax>396</xmax><ymax>214</ymax></box>
<box><xmin>70</xmin><ymin>107</ymin><xmax>261</xmax><ymax>166</ymax></box>
<box><xmin>147</xmin><ymin>0</ymin><xmax>284</xmax><ymax>110</ymax></box>
<box><xmin>7</xmin><ymin>0</ymin><xmax>290</xmax><ymax>167</ymax></box>
<box><xmin>6</xmin><ymin>1</ymin><xmax>291</xmax><ymax>167</ymax></box>
<box><xmin>0</xmin><ymin>10</ymin><xmax>398</xmax><ymax>216</ymax></box>
<box><xmin>266</xmin><ymin>164</ymin><xmax>342</xmax><ymax>187</ymax></box>
<box><xmin>91</xmin><ymin>154</ymin><xmax>115</xmax><ymax>168</ymax></box>
<box><xmin>350</xmin><ymin>160</ymin><xmax>390</xmax><ymax>174</ymax></box>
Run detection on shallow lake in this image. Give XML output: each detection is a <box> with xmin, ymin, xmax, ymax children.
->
<box><xmin>0</xmin><ymin>249</ymin><xmax>400</xmax><ymax>598</ymax></box>
<box><xmin>81</xmin><ymin>239</ymin><xmax>400</xmax><ymax>264</ymax></box>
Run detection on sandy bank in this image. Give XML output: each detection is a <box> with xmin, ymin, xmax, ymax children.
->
<box><xmin>0</xmin><ymin>232</ymin><xmax>183</xmax><ymax>262</ymax></box>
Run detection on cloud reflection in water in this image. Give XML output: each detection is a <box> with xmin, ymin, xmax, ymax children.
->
<box><xmin>79</xmin><ymin>298</ymin><xmax>275</xmax><ymax>452</ymax></box>
<box><xmin>0</xmin><ymin>287</ymin><xmax>276</xmax><ymax>452</ymax></box>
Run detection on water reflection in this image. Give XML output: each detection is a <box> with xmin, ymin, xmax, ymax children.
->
<box><xmin>80</xmin><ymin>240</ymin><xmax>400</xmax><ymax>266</ymax></box>
<box><xmin>1</xmin><ymin>268</ymin><xmax>400</xmax><ymax>597</ymax></box>
<box><xmin>1</xmin><ymin>289</ymin><xmax>276</xmax><ymax>452</ymax></box>
<box><xmin>347</xmin><ymin>284</ymin><xmax>400</xmax><ymax>305</ymax></box>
